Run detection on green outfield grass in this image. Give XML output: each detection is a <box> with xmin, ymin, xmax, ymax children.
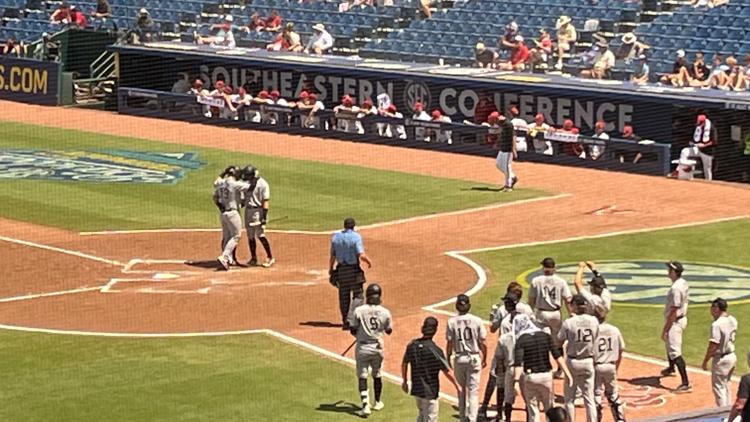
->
<box><xmin>0</xmin><ymin>122</ymin><xmax>545</xmax><ymax>232</ymax></box>
<box><xmin>0</xmin><ymin>331</ymin><xmax>456</xmax><ymax>422</ymax></box>
<box><xmin>464</xmin><ymin>218</ymin><xmax>750</xmax><ymax>373</ymax></box>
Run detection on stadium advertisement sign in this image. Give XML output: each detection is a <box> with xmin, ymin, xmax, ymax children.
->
<box><xmin>0</xmin><ymin>56</ymin><xmax>60</xmax><ymax>106</ymax></box>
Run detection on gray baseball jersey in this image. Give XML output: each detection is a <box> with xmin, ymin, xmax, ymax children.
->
<box><xmin>664</xmin><ymin>278</ymin><xmax>689</xmax><ymax>319</ymax></box>
<box><xmin>243</xmin><ymin>177</ymin><xmax>270</xmax><ymax>208</ymax></box>
<box><xmin>529</xmin><ymin>275</ymin><xmax>573</xmax><ymax>311</ymax></box>
<box><xmin>350</xmin><ymin>304</ymin><xmax>392</xmax><ymax>344</ymax></box>
<box><xmin>447</xmin><ymin>314</ymin><xmax>487</xmax><ymax>355</ymax></box>
<box><xmin>595</xmin><ymin>322</ymin><xmax>625</xmax><ymax>365</ymax></box>
<box><xmin>495</xmin><ymin>332</ymin><xmax>515</xmax><ymax>369</ymax></box>
<box><xmin>490</xmin><ymin>301</ymin><xmax>534</xmax><ymax>336</ymax></box>
<box><xmin>710</xmin><ymin>315</ymin><xmax>738</xmax><ymax>355</ymax></box>
<box><xmin>215</xmin><ymin>177</ymin><xmax>249</xmax><ymax>211</ymax></box>
<box><xmin>581</xmin><ymin>288</ymin><xmax>612</xmax><ymax>314</ymax></box>
<box><xmin>558</xmin><ymin>314</ymin><xmax>600</xmax><ymax>359</ymax></box>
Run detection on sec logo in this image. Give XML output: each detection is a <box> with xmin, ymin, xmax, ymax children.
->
<box><xmin>403</xmin><ymin>81</ymin><xmax>431</xmax><ymax>113</ymax></box>
<box><xmin>522</xmin><ymin>260</ymin><xmax>750</xmax><ymax>305</ymax></box>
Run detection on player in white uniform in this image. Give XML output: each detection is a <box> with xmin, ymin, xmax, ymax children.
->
<box><xmin>677</xmin><ymin>114</ymin><xmax>716</xmax><ymax>180</ymax></box>
<box><xmin>509</xmin><ymin>106</ymin><xmax>529</xmax><ymax>152</ymax></box>
<box><xmin>240</xmin><ymin>166</ymin><xmax>274</xmax><ymax>268</ymax></box>
<box><xmin>349</xmin><ymin>283</ymin><xmax>393</xmax><ymax>417</ymax></box>
<box><xmin>528</xmin><ymin>257</ymin><xmax>573</xmax><ymax>378</ymax></box>
<box><xmin>213</xmin><ymin>166</ymin><xmax>250</xmax><ymax>270</ymax></box>
<box><xmin>701</xmin><ymin>298</ymin><xmax>738</xmax><ymax>407</ymax></box>
<box><xmin>481</xmin><ymin>282</ymin><xmax>533</xmax><ymax>419</ymax></box>
<box><xmin>558</xmin><ymin>295</ymin><xmax>600</xmax><ymax>422</ymax></box>
<box><xmin>593</xmin><ymin>305</ymin><xmax>627</xmax><ymax>422</ymax></box>
<box><xmin>573</xmin><ymin>261</ymin><xmax>612</xmax><ymax>315</ymax></box>
<box><xmin>661</xmin><ymin>261</ymin><xmax>691</xmax><ymax>392</ymax></box>
<box><xmin>446</xmin><ymin>294</ymin><xmax>487</xmax><ymax>422</ymax></box>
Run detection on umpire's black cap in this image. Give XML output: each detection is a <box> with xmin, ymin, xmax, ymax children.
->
<box><xmin>344</xmin><ymin>218</ymin><xmax>356</xmax><ymax>229</ymax></box>
<box><xmin>541</xmin><ymin>257</ymin><xmax>556</xmax><ymax>268</ymax></box>
<box><xmin>666</xmin><ymin>261</ymin><xmax>684</xmax><ymax>274</ymax></box>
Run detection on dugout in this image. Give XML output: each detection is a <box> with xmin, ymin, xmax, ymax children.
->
<box><xmin>111</xmin><ymin>43</ymin><xmax>750</xmax><ymax>182</ymax></box>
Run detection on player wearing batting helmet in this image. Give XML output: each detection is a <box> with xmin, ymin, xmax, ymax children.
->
<box><xmin>240</xmin><ymin>165</ymin><xmax>274</xmax><ymax>268</ymax></box>
<box><xmin>213</xmin><ymin>165</ymin><xmax>251</xmax><ymax>270</ymax></box>
<box><xmin>348</xmin><ymin>283</ymin><xmax>392</xmax><ymax>417</ymax></box>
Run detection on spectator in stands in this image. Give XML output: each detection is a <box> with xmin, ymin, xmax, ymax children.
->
<box><xmin>616</xmin><ymin>33</ymin><xmax>649</xmax><ymax>64</ymax></box>
<box><xmin>69</xmin><ymin>6</ymin><xmax>88</xmax><ymax>28</ymax></box>
<box><xmin>267</xmin><ymin>22</ymin><xmax>302</xmax><ymax>52</ymax></box>
<box><xmin>50</xmin><ymin>1</ymin><xmax>72</xmax><ymax>24</ymax></box>
<box><xmin>33</xmin><ymin>33</ymin><xmax>60</xmax><ymax>61</ymax></box>
<box><xmin>689</xmin><ymin>51</ymin><xmax>710</xmax><ymax>85</ymax></box>
<box><xmin>499</xmin><ymin>21</ymin><xmax>520</xmax><ymax>54</ymax></box>
<box><xmin>631</xmin><ymin>54</ymin><xmax>650</xmax><ymax>84</ymax></box>
<box><xmin>427</xmin><ymin>109</ymin><xmax>452</xmax><ymax>144</ymax></box>
<box><xmin>380</xmin><ymin>105</ymin><xmax>406</xmax><ymax>139</ymax></box>
<box><xmin>528</xmin><ymin>113</ymin><xmax>552</xmax><ymax>155</ymax></box>
<box><xmin>736</xmin><ymin>54</ymin><xmax>750</xmax><ymax>91</ymax></box>
<box><xmin>91</xmin><ymin>0</ymin><xmax>114</xmax><ymax>30</ymax></box>
<box><xmin>245</xmin><ymin>13</ymin><xmax>266</xmax><ymax>32</ymax></box>
<box><xmin>304</xmin><ymin>24</ymin><xmax>333</xmax><ymax>55</ymax></box>
<box><xmin>412</xmin><ymin>102</ymin><xmax>431</xmax><ymax>142</ymax></box>
<box><xmin>2</xmin><ymin>36</ymin><xmax>26</xmax><ymax>57</ymax></box>
<box><xmin>530</xmin><ymin>28</ymin><xmax>553</xmax><ymax>71</ymax></box>
<box><xmin>418</xmin><ymin>0</ymin><xmax>434</xmax><ymax>19</ymax></box>
<box><xmin>554</xmin><ymin>15</ymin><xmax>576</xmax><ymax>71</ymax></box>
<box><xmin>198</xmin><ymin>15</ymin><xmax>236</xmax><ymax>49</ymax></box>
<box><xmin>589</xmin><ymin>120</ymin><xmax>609</xmax><ymax>160</ymax></box>
<box><xmin>130</xmin><ymin>8</ymin><xmax>156</xmax><ymax>44</ymax></box>
<box><xmin>725</xmin><ymin>55</ymin><xmax>743</xmax><ymax>90</ymax></box>
<box><xmin>703</xmin><ymin>54</ymin><xmax>732</xmax><ymax>89</ymax></box>
<box><xmin>581</xmin><ymin>40</ymin><xmax>615</xmax><ymax>79</ymax></box>
<box><xmin>509</xmin><ymin>106</ymin><xmax>528</xmax><ymax>152</ymax></box>
<box><xmin>691</xmin><ymin>0</ymin><xmax>727</xmax><ymax>8</ymax></box>
<box><xmin>660</xmin><ymin>49</ymin><xmax>690</xmax><ymax>87</ymax></box>
<box><xmin>264</xmin><ymin>9</ymin><xmax>282</xmax><ymax>32</ymax></box>
<box><xmin>474</xmin><ymin>42</ymin><xmax>499</xmax><ymax>69</ymax></box>
<box><xmin>498</xmin><ymin>36</ymin><xmax>529</xmax><ymax>71</ymax></box>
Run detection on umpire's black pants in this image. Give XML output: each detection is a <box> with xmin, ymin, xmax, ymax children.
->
<box><xmin>337</xmin><ymin>264</ymin><xmax>364</xmax><ymax>326</ymax></box>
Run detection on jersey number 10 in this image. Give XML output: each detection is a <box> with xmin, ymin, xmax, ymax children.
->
<box><xmin>456</xmin><ymin>327</ymin><xmax>474</xmax><ymax>342</ymax></box>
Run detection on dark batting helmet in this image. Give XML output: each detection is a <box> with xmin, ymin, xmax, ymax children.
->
<box><xmin>366</xmin><ymin>283</ymin><xmax>382</xmax><ymax>305</ymax></box>
<box><xmin>240</xmin><ymin>165</ymin><xmax>258</xmax><ymax>181</ymax></box>
<box><xmin>221</xmin><ymin>165</ymin><xmax>238</xmax><ymax>178</ymax></box>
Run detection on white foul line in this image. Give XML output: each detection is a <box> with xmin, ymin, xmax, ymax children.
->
<box><xmin>77</xmin><ymin>193</ymin><xmax>572</xmax><ymax>237</ymax></box>
<box><xmin>0</xmin><ymin>235</ymin><xmax>126</xmax><ymax>267</ymax></box>
<box><xmin>453</xmin><ymin>215</ymin><xmax>749</xmax><ymax>254</ymax></box>
<box><xmin>0</xmin><ymin>286</ymin><xmax>104</xmax><ymax>303</ymax></box>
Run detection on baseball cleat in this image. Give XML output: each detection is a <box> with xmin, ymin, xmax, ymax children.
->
<box><xmin>372</xmin><ymin>401</ymin><xmax>384</xmax><ymax>411</ymax></box>
<box><xmin>356</xmin><ymin>404</ymin><xmax>371</xmax><ymax>417</ymax></box>
<box><xmin>247</xmin><ymin>258</ymin><xmax>258</xmax><ymax>267</ymax></box>
<box><xmin>217</xmin><ymin>256</ymin><xmax>230</xmax><ymax>271</ymax></box>
<box><xmin>262</xmin><ymin>258</ymin><xmax>275</xmax><ymax>268</ymax></box>
<box><xmin>511</xmin><ymin>176</ymin><xmax>519</xmax><ymax>188</ymax></box>
<box><xmin>673</xmin><ymin>383</ymin><xmax>692</xmax><ymax>393</ymax></box>
<box><xmin>660</xmin><ymin>367</ymin><xmax>675</xmax><ymax>377</ymax></box>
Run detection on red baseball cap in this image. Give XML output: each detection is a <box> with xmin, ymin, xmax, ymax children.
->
<box><xmin>563</xmin><ymin>119</ymin><xmax>574</xmax><ymax>130</ymax></box>
<box><xmin>342</xmin><ymin>95</ymin><xmax>353</xmax><ymax>106</ymax></box>
<box><xmin>299</xmin><ymin>91</ymin><xmax>309</xmax><ymax>99</ymax></box>
<box><xmin>489</xmin><ymin>111</ymin><xmax>500</xmax><ymax>120</ymax></box>
<box><xmin>510</xmin><ymin>106</ymin><xmax>519</xmax><ymax>116</ymax></box>
<box><xmin>223</xmin><ymin>86</ymin><xmax>233</xmax><ymax>95</ymax></box>
<box><xmin>258</xmin><ymin>90</ymin><xmax>269</xmax><ymax>99</ymax></box>
<box><xmin>362</xmin><ymin>99</ymin><xmax>373</xmax><ymax>108</ymax></box>
<box><xmin>431</xmin><ymin>109</ymin><xmax>442</xmax><ymax>119</ymax></box>
<box><xmin>623</xmin><ymin>125</ymin><xmax>633</xmax><ymax>136</ymax></box>
<box><xmin>414</xmin><ymin>102</ymin><xmax>424</xmax><ymax>111</ymax></box>
<box><xmin>696</xmin><ymin>114</ymin><xmax>707</xmax><ymax>125</ymax></box>
<box><xmin>215</xmin><ymin>80</ymin><xmax>225</xmax><ymax>89</ymax></box>
<box><xmin>534</xmin><ymin>113</ymin><xmax>544</xmax><ymax>123</ymax></box>
<box><xmin>270</xmin><ymin>90</ymin><xmax>280</xmax><ymax>98</ymax></box>
<box><xmin>309</xmin><ymin>93</ymin><xmax>317</xmax><ymax>101</ymax></box>
<box><xmin>595</xmin><ymin>120</ymin><xmax>606</xmax><ymax>130</ymax></box>
<box><xmin>387</xmin><ymin>104</ymin><xmax>397</xmax><ymax>113</ymax></box>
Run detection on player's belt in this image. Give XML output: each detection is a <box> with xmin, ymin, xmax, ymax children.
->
<box><xmin>675</xmin><ymin>315</ymin><xmax>685</xmax><ymax>321</ymax></box>
<box><xmin>569</xmin><ymin>355</ymin><xmax>593</xmax><ymax>360</ymax></box>
<box><xmin>456</xmin><ymin>352</ymin><xmax>480</xmax><ymax>355</ymax></box>
<box><xmin>596</xmin><ymin>361</ymin><xmax>617</xmax><ymax>366</ymax></box>
<box><xmin>224</xmin><ymin>208</ymin><xmax>238</xmax><ymax>212</ymax></box>
<box><xmin>717</xmin><ymin>351</ymin><xmax>735</xmax><ymax>358</ymax></box>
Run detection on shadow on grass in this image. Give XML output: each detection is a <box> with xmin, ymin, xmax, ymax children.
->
<box><xmin>463</xmin><ymin>186</ymin><xmax>503</xmax><ymax>192</ymax></box>
<box><xmin>316</xmin><ymin>400</ymin><xmax>364</xmax><ymax>417</ymax></box>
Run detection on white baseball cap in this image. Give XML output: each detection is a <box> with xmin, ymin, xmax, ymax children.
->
<box><xmin>676</xmin><ymin>49</ymin><xmax>685</xmax><ymax>58</ymax></box>
<box><xmin>515</xmin><ymin>35</ymin><xmax>524</xmax><ymax>42</ymax></box>
<box><xmin>224</xmin><ymin>15</ymin><xmax>233</xmax><ymax>22</ymax></box>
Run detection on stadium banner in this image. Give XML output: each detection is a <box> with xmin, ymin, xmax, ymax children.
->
<box><xmin>0</xmin><ymin>56</ymin><xmax>60</xmax><ymax>106</ymax></box>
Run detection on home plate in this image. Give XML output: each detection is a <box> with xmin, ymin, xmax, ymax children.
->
<box><xmin>153</xmin><ymin>273</ymin><xmax>180</xmax><ymax>280</ymax></box>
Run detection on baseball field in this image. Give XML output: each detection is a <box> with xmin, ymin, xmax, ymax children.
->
<box><xmin>1</xmin><ymin>100</ymin><xmax>750</xmax><ymax>421</ymax></box>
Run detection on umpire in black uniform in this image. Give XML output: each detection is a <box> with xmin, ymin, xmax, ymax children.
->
<box><xmin>329</xmin><ymin>218</ymin><xmax>372</xmax><ymax>329</ymax></box>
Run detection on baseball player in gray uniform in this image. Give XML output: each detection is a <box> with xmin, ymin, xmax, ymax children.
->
<box><xmin>213</xmin><ymin>166</ymin><xmax>250</xmax><ymax>270</ymax></box>
<box><xmin>481</xmin><ymin>282</ymin><xmax>533</xmax><ymax>419</ymax></box>
<box><xmin>573</xmin><ymin>261</ymin><xmax>612</xmax><ymax>315</ymax></box>
<box><xmin>661</xmin><ymin>261</ymin><xmax>691</xmax><ymax>392</ymax></box>
<box><xmin>559</xmin><ymin>294</ymin><xmax>600</xmax><ymax>422</ymax></box>
<box><xmin>349</xmin><ymin>283</ymin><xmax>393</xmax><ymax>417</ymax></box>
<box><xmin>240</xmin><ymin>165</ymin><xmax>274</xmax><ymax>268</ymax></box>
<box><xmin>492</xmin><ymin>292</ymin><xmax>529</xmax><ymax>422</ymax></box>
<box><xmin>529</xmin><ymin>257</ymin><xmax>573</xmax><ymax>378</ymax></box>
<box><xmin>446</xmin><ymin>294</ymin><xmax>487</xmax><ymax>422</ymax></box>
<box><xmin>701</xmin><ymin>298</ymin><xmax>738</xmax><ymax>407</ymax></box>
<box><xmin>593</xmin><ymin>305</ymin><xmax>627</xmax><ymax>422</ymax></box>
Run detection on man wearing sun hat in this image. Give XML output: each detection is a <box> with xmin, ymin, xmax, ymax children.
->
<box><xmin>581</xmin><ymin>40</ymin><xmax>615</xmax><ymax>79</ymax></box>
<box><xmin>661</xmin><ymin>261</ymin><xmax>691</xmax><ymax>393</ymax></box>
<box><xmin>475</xmin><ymin>42</ymin><xmax>499</xmax><ymax>69</ymax></box>
<box><xmin>555</xmin><ymin>15</ymin><xmax>576</xmax><ymax>70</ymax></box>
<box><xmin>304</xmin><ymin>23</ymin><xmax>333</xmax><ymax>54</ymax></box>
